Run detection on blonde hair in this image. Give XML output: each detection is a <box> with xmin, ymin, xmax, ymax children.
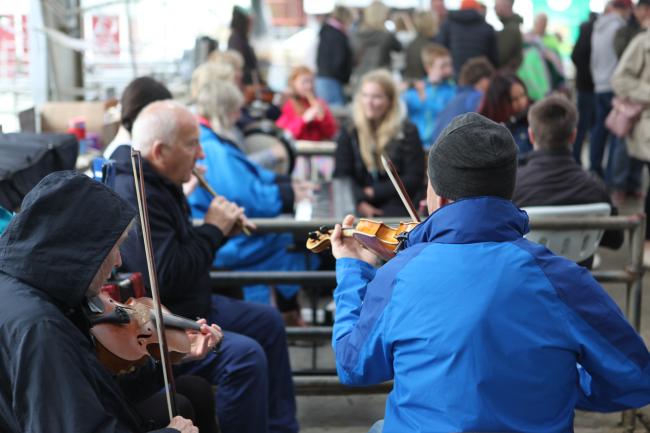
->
<box><xmin>413</xmin><ymin>10</ymin><xmax>438</xmax><ymax>39</ymax></box>
<box><xmin>196</xmin><ymin>81</ymin><xmax>243</xmax><ymax>133</ymax></box>
<box><xmin>421</xmin><ymin>43</ymin><xmax>450</xmax><ymax>70</ymax></box>
<box><xmin>352</xmin><ymin>69</ymin><xmax>402</xmax><ymax>173</ymax></box>
<box><xmin>363</xmin><ymin>1</ymin><xmax>389</xmax><ymax>32</ymax></box>
<box><xmin>191</xmin><ymin>62</ymin><xmax>236</xmax><ymax>99</ymax></box>
<box><xmin>209</xmin><ymin>50</ymin><xmax>245</xmax><ymax>71</ymax></box>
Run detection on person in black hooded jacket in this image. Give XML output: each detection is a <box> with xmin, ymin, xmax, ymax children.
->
<box><xmin>0</xmin><ymin>171</ymin><xmax>201</xmax><ymax>433</ymax></box>
<box><xmin>437</xmin><ymin>0</ymin><xmax>498</xmax><ymax>78</ymax></box>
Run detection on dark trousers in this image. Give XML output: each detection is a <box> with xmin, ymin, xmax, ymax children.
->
<box><xmin>136</xmin><ymin>375</ymin><xmax>220</xmax><ymax>433</ymax></box>
<box><xmin>589</xmin><ymin>91</ymin><xmax>615</xmax><ymax>178</ymax></box>
<box><xmin>176</xmin><ymin>294</ymin><xmax>298</xmax><ymax>433</ymax></box>
<box><xmin>610</xmin><ymin>138</ymin><xmax>643</xmax><ymax>192</ymax></box>
<box><xmin>573</xmin><ymin>91</ymin><xmax>595</xmax><ymax>164</ymax></box>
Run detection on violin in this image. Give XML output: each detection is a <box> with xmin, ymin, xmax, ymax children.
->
<box><xmin>306</xmin><ymin>219</ymin><xmax>419</xmax><ymax>261</ymax></box>
<box><xmin>305</xmin><ymin>154</ymin><xmax>421</xmax><ymax>260</ymax></box>
<box><xmin>87</xmin><ymin>292</ymin><xmax>213</xmax><ymax>375</ymax></box>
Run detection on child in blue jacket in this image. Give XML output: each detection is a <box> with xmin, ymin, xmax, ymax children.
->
<box><xmin>402</xmin><ymin>43</ymin><xmax>456</xmax><ymax>149</ymax></box>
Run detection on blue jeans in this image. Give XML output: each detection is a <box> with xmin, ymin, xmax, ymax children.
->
<box><xmin>368</xmin><ymin>420</ymin><xmax>384</xmax><ymax>433</ymax></box>
<box><xmin>175</xmin><ymin>295</ymin><xmax>298</xmax><ymax>433</ymax></box>
<box><xmin>573</xmin><ymin>91</ymin><xmax>595</xmax><ymax>164</ymax></box>
<box><xmin>315</xmin><ymin>76</ymin><xmax>346</xmax><ymax>107</ymax></box>
<box><xmin>609</xmin><ymin>137</ymin><xmax>643</xmax><ymax>192</ymax></box>
<box><xmin>589</xmin><ymin>91</ymin><xmax>615</xmax><ymax>178</ymax></box>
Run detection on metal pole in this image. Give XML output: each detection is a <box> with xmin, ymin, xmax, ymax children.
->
<box><xmin>621</xmin><ymin>214</ymin><xmax>645</xmax><ymax>433</ymax></box>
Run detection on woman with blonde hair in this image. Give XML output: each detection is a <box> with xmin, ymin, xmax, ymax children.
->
<box><xmin>189</xmin><ymin>80</ymin><xmax>315</xmax><ymax>321</ymax></box>
<box><xmin>334</xmin><ymin>69</ymin><xmax>424</xmax><ymax>217</ymax></box>
<box><xmin>403</xmin><ymin>10</ymin><xmax>439</xmax><ymax>80</ymax></box>
<box><xmin>276</xmin><ymin>65</ymin><xmax>337</xmax><ymax>140</ymax></box>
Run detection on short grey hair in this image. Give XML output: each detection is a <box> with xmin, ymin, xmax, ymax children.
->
<box><xmin>131</xmin><ymin>100</ymin><xmax>192</xmax><ymax>155</ymax></box>
<box><xmin>195</xmin><ymin>80</ymin><xmax>243</xmax><ymax>133</ymax></box>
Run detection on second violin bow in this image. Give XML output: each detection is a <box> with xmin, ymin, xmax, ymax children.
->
<box><xmin>380</xmin><ymin>154</ymin><xmax>421</xmax><ymax>223</ymax></box>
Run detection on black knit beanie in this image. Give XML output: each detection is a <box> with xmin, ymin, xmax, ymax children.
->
<box><xmin>428</xmin><ymin>113</ymin><xmax>518</xmax><ymax>200</ymax></box>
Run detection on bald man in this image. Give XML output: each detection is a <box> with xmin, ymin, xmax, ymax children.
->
<box><xmin>112</xmin><ymin>101</ymin><xmax>298</xmax><ymax>433</ymax></box>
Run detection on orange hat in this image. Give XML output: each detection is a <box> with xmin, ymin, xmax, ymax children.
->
<box><xmin>460</xmin><ymin>0</ymin><xmax>484</xmax><ymax>11</ymax></box>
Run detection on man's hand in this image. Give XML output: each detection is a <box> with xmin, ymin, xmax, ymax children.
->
<box><xmin>357</xmin><ymin>201</ymin><xmax>383</xmax><ymax>218</ymax></box>
<box><xmin>204</xmin><ymin>195</ymin><xmax>245</xmax><ymax>236</ymax></box>
<box><xmin>183</xmin><ymin>319</ymin><xmax>223</xmax><ymax>362</ymax></box>
<box><xmin>167</xmin><ymin>416</ymin><xmax>198</xmax><ymax>433</ymax></box>
<box><xmin>331</xmin><ymin>214</ymin><xmax>379</xmax><ymax>265</ymax></box>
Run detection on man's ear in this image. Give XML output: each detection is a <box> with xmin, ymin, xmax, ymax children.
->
<box><xmin>527</xmin><ymin>127</ymin><xmax>536</xmax><ymax>146</ymax></box>
<box><xmin>438</xmin><ymin>196</ymin><xmax>452</xmax><ymax>208</ymax></box>
<box><xmin>150</xmin><ymin>140</ymin><xmax>166</xmax><ymax>163</ymax></box>
<box><xmin>569</xmin><ymin>128</ymin><xmax>577</xmax><ymax>147</ymax></box>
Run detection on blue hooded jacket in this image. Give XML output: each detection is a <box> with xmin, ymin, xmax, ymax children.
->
<box><xmin>188</xmin><ymin>124</ymin><xmax>310</xmax><ymax>302</ymax></box>
<box><xmin>402</xmin><ymin>81</ymin><xmax>456</xmax><ymax>149</ymax></box>
<box><xmin>333</xmin><ymin>196</ymin><xmax>650</xmax><ymax>432</ymax></box>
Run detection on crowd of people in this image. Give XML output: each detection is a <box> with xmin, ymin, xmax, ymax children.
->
<box><xmin>1</xmin><ymin>1</ymin><xmax>650</xmax><ymax>433</ymax></box>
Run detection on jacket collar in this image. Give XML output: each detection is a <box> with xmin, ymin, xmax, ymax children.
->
<box><xmin>404</xmin><ymin>196</ymin><xmax>529</xmax><ymax>247</ymax></box>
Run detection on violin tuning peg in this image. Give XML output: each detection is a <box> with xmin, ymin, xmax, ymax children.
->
<box><xmin>307</xmin><ymin>231</ymin><xmax>319</xmax><ymax>240</ymax></box>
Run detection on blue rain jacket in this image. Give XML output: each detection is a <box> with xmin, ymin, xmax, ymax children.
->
<box><xmin>402</xmin><ymin>80</ymin><xmax>456</xmax><ymax>149</ymax></box>
<box><xmin>188</xmin><ymin>124</ymin><xmax>310</xmax><ymax>302</ymax></box>
<box><xmin>333</xmin><ymin>196</ymin><xmax>650</xmax><ymax>433</ymax></box>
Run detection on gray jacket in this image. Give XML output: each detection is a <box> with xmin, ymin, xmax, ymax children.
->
<box><xmin>590</xmin><ymin>12</ymin><xmax>626</xmax><ymax>92</ymax></box>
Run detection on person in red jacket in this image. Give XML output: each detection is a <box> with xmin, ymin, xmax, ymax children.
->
<box><xmin>276</xmin><ymin>66</ymin><xmax>337</xmax><ymax>140</ymax></box>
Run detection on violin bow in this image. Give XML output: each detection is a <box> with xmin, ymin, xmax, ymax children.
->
<box><xmin>380</xmin><ymin>154</ymin><xmax>421</xmax><ymax>223</ymax></box>
<box><xmin>131</xmin><ymin>149</ymin><xmax>177</xmax><ymax>420</ymax></box>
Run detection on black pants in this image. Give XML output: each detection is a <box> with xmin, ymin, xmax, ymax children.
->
<box><xmin>136</xmin><ymin>375</ymin><xmax>220</xmax><ymax>433</ymax></box>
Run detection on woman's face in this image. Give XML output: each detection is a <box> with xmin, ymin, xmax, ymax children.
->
<box><xmin>360</xmin><ymin>81</ymin><xmax>390</xmax><ymax>122</ymax></box>
<box><xmin>293</xmin><ymin>73</ymin><xmax>314</xmax><ymax>98</ymax></box>
<box><xmin>510</xmin><ymin>83</ymin><xmax>529</xmax><ymax>115</ymax></box>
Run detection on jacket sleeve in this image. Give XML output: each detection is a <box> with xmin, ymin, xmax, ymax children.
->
<box><xmin>332</xmin><ymin>258</ymin><xmax>396</xmax><ymax>385</ymax></box>
<box><xmin>372</xmin><ymin>124</ymin><xmax>425</xmax><ymax>203</ymax></box>
<box><xmin>334</xmin><ymin>128</ymin><xmax>365</xmax><ymax>205</ymax></box>
<box><xmin>276</xmin><ymin>101</ymin><xmax>306</xmax><ymax>139</ymax></box>
<box><xmin>192</xmin><ymin>140</ymin><xmax>289</xmax><ymax>217</ymax></box>
<box><xmin>11</xmin><ymin>321</ymin><xmax>142</xmax><ymax>433</ymax></box>
<box><xmin>317</xmin><ymin>103</ymin><xmax>338</xmax><ymax>139</ymax></box>
<box><xmin>147</xmin><ymin>192</ymin><xmax>225</xmax><ymax>302</ymax></box>
<box><xmin>612</xmin><ymin>35</ymin><xmax>650</xmax><ymax>104</ymax></box>
<box><xmin>559</xmin><ymin>268</ymin><xmax>650</xmax><ymax>411</ymax></box>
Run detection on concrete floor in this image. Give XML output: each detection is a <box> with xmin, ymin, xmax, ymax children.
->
<box><xmin>291</xmin><ymin>197</ymin><xmax>650</xmax><ymax>433</ymax></box>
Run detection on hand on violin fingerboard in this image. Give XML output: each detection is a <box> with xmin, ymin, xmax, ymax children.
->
<box><xmin>330</xmin><ymin>215</ymin><xmax>380</xmax><ymax>266</ymax></box>
<box><xmin>183</xmin><ymin>319</ymin><xmax>223</xmax><ymax>362</ymax></box>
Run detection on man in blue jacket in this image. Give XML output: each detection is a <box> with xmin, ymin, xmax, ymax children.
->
<box><xmin>329</xmin><ymin>112</ymin><xmax>650</xmax><ymax>432</ymax></box>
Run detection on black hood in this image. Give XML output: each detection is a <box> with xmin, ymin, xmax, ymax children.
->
<box><xmin>0</xmin><ymin>171</ymin><xmax>136</xmax><ymax>308</ymax></box>
<box><xmin>449</xmin><ymin>9</ymin><xmax>484</xmax><ymax>24</ymax></box>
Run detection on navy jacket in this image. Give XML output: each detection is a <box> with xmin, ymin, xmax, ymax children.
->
<box><xmin>438</xmin><ymin>9</ymin><xmax>498</xmax><ymax>77</ymax></box>
<box><xmin>333</xmin><ymin>196</ymin><xmax>650</xmax><ymax>432</ymax></box>
<box><xmin>317</xmin><ymin>23</ymin><xmax>353</xmax><ymax>84</ymax></box>
<box><xmin>112</xmin><ymin>146</ymin><xmax>225</xmax><ymax>320</ymax></box>
<box><xmin>0</xmin><ymin>171</ymin><xmax>175</xmax><ymax>433</ymax></box>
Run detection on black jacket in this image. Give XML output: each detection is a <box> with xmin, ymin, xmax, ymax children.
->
<box><xmin>112</xmin><ymin>146</ymin><xmax>224</xmax><ymax>320</ymax></box>
<box><xmin>334</xmin><ymin>120</ymin><xmax>425</xmax><ymax>216</ymax></box>
<box><xmin>317</xmin><ymin>23</ymin><xmax>353</xmax><ymax>84</ymax></box>
<box><xmin>438</xmin><ymin>9</ymin><xmax>498</xmax><ymax>77</ymax></box>
<box><xmin>571</xmin><ymin>18</ymin><xmax>596</xmax><ymax>92</ymax></box>
<box><xmin>614</xmin><ymin>16</ymin><xmax>643</xmax><ymax>59</ymax></box>
<box><xmin>0</xmin><ymin>171</ymin><xmax>174</xmax><ymax>433</ymax></box>
<box><xmin>513</xmin><ymin>149</ymin><xmax>624</xmax><ymax>250</ymax></box>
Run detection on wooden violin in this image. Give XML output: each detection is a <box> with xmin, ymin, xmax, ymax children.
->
<box><xmin>305</xmin><ymin>154</ymin><xmax>421</xmax><ymax>260</ymax></box>
<box><xmin>306</xmin><ymin>219</ymin><xmax>419</xmax><ymax>261</ymax></box>
<box><xmin>87</xmin><ymin>292</ymin><xmax>210</xmax><ymax>375</ymax></box>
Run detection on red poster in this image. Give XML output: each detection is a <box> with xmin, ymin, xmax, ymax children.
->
<box><xmin>92</xmin><ymin>15</ymin><xmax>120</xmax><ymax>56</ymax></box>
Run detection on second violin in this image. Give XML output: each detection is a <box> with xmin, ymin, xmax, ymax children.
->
<box><xmin>306</xmin><ymin>219</ymin><xmax>418</xmax><ymax>261</ymax></box>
